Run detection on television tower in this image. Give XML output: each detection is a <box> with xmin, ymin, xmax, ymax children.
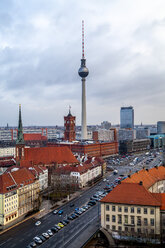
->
<box><xmin>78</xmin><ymin>20</ymin><xmax>89</xmax><ymax>140</ymax></box>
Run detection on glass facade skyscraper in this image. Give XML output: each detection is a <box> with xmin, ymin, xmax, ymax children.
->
<box><xmin>120</xmin><ymin>106</ymin><xmax>134</xmax><ymax>129</ymax></box>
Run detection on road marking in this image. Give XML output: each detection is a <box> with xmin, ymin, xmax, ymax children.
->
<box><xmin>63</xmin><ymin>215</ymin><xmax>98</xmax><ymax>247</ymax></box>
<box><xmin>0</xmin><ymin>238</ymin><xmax>12</xmax><ymax>247</ymax></box>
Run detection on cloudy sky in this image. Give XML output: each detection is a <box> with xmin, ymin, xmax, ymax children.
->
<box><xmin>0</xmin><ymin>0</ymin><xmax>165</xmax><ymax>126</ymax></box>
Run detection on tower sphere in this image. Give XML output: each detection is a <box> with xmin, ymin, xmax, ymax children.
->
<box><xmin>78</xmin><ymin>66</ymin><xmax>89</xmax><ymax>78</ymax></box>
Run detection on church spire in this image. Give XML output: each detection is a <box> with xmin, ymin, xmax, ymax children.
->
<box><xmin>16</xmin><ymin>104</ymin><xmax>24</xmax><ymax>144</ymax></box>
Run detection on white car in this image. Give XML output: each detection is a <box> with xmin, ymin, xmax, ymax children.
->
<box><xmin>35</xmin><ymin>221</ymin><xmax>41</xmax><ymax>226</ymax></box>
<box><xmin>33</xmin><ymin>236</ymin><xmax>42</xmax><ymax>244</ymax></box>
<box><xmin>42</xmin><ymin>232</ymin><xmax>49</xmax><ymax>239</ymax></box>
<box><xmin>47</xmin><ymin>229</ymin><xmax>53</xmax><ymax>236</ymax></box>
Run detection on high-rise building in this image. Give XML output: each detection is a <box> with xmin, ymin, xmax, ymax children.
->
<box><xmin>78</xmin><ymin>20</ymin><xmax>89</xmax><ymax>140</ymax></box>
<box><xmin>157</xmin><ymin>121</ymin><xmax>165</xmax><ymax>134</ymax></box>
<box><xmin>120</xmin><ymin>106</ymin><xmax>134</xmax><ymax>129</ymax></box>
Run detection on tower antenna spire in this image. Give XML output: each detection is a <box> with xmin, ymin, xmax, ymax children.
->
<box><xmin>82</xmin><ymin>20</ymin><xmax>84</xmax><ymax>59</ymax></box>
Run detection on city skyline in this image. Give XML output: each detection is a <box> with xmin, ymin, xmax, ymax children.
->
<box><xmin>0</xmin><ymin>0</ymin><xmax>165</xmax><ymax>126</ymax></box>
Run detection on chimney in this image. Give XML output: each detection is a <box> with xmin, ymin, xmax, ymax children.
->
<box><xmin>128</xmin><ymin>174</ymin><xmax>131</xmax><ymax>178</ymax></box>
<box><xmin>146</xmin><ymin>168</ymin><xmax>148</xmax><ymax>172</ymax></box>
<box><xmin>139</xmin><ymin>181</ymin><xmax>143</xmax><ymax>185</ymax></box>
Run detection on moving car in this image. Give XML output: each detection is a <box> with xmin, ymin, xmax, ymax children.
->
<box><xmin>58</xmin><ymin>210</ymin><xmax>63</xmax><ymax>215</ymax></box>
<box><xmin>35</xmin><ymin>221</ymin><xmax>41</xmax><ymax>226</ymax></box>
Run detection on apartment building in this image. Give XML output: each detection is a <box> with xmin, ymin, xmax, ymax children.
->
<box><xmin>101</xmin><ymin>166</ymin><xmax>165</xmax><ymax>242</ymax></box>
<box><xmin>0</xmin><ymin>167</ymin><xmax>39</xmax><ymax>229</ymax></box>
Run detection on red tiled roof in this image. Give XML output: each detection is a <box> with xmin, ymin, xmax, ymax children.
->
<box><xmin>0</xmin><ymin>167</ymin><xmax>36</xmax><ymax>194</ymax></box>
<box><xmin>123</xmin><ymin>166</ymin><xmax>165</xmax><ymax>189</ymax></box>
<box><xmin>28</xmin><ymin>165</ymin><xmax>47</xmax><ymax>177</ymax></box>
<box><xmin>24</xmin><ymin>133</ymin><xmax>47</xmax><ymax>141</ymax></box>
<box><xmin>20</xmin><ymin>146</ymin><xmax>79</xmax><ymax>166</ymax></box>
<box><xmin>100</xmin><ymin>183</ymin><xmax>161</xmax><ymax>207</ymax></box>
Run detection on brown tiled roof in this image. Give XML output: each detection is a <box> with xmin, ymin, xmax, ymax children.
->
<box><xmin>160</xmin><ymin>194</ymin><xmax>165</xmax><ymax>210</ymax></box>
<box><xmin>20</xmin><ymin>146</ymin><xmax>79</xmax><ymax>166</ymax></box>
<box><xmin>123</xmin><ymin>166</ymin><xmax>165</xmax><ymax>189</ymax></box>
<box><xmin>0</xmin><ymin>167</ymin><xmax>36</xmax><ymax>194</ymax></box>
<box><xmin>100</xmin><ymin>183</ymin><xmax>161</xmax><ymax>206</ymax></box>
<box><xmin>24</xmin><ymin>133</ymin><xmax>47</xmax><ymax>141</ymax></box>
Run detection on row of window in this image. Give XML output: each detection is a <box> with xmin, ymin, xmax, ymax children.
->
<box><xmin>106</xmin><ymin>225</ymin><xmax>155</xmax><ymax>234</ymax></box>
<box><xmin>106</xmin><ymin>214</ymin><xmax>155</xmax><ymax>226</ymax></box>
<box><xmin>5</xmin><ymin>206</ymin><xmax>17</xmax><ymax>212</ymax></box>
<box><xmin>5</xmin><ymin>195</ymin><xmax>17</xmax><ymax>202</ymax></box>
<box><xmin>5</xmin><ymin>200</ymin><xmax>17</xmax><ymax>207</ymax></box>
<box><xmin>106</xmin><ymin>205</ymin><xmax>155</xmax><ymax>215</ymax></box>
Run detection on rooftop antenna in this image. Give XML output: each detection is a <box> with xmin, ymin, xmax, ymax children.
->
<box><xmin>82</xmin><ymin>20</ymin><xmax>84</xmax><ymax>59</ymax></box>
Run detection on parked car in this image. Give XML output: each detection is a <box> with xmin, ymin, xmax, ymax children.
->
<box><xmin>68</xmin><ymin>215</ymin><xmax>74</xmax><ymax>220</ymax></box>
<box><xmin>29</xmin><ymin>242</ymin><xmax>37</xmax><ymax>247</ymax></box>
<box><xmin>51</xmin><ymin>226</ymin><xmax>58</xmax><ymax>233</ymax></box>
<box><xmin>57</xmin><ymin>223</ymin><xmax>64</xmax><ymax>228</ymax></box>
<box><xmin>70</xmin><ymin>203</ymin><xmax>74</xmax><ymax>207</ymax></box>
<box><xmin>53</xmin><ymin>210</ymin><xmax>58</xmax><ymax>215</ymax></box>
<box><xmin>33</xmin><ymin>236</ymin><xmax>42</xmax><ymax>244</ymax></box>
<box><xmin>42</xmin><ymin>232</ymin><xmax>49</xmax><ymax>239</ymax></box>
<box><xmin>47</xmin><ymin>229</ymin><xmax>53</xmax><ymax>236</ymax></box>
<box><xmin>54</xmin><ymin>224</ymin><xmax>61</xmax><ymax>230</ymax></box>
<box><xmin>39</xmin><ymin>235</ymin><xmax>46</xmax><ymax>242</ymax></box>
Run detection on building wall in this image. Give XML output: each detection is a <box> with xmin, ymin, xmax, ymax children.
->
<box><xmin>101</xmin><ymin>203</ymin><xmax>160</xmax><ymax>237</ymax></box>
<box><xmin>18</xmin><ymin>180</ymin><xmax>39</xmax><ymax>217</ymax></box>
<box><xmin>0</xmin><ymin>190</ymin><xmax>18</xmax><ymax>226</ymax></box>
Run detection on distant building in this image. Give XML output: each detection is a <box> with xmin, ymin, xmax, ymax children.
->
<box><xmin>93</xmin><ymin>128</ymin><xmax>116</xmax><ymax>142</ymax></box>
<box><xmin>119</xmin><ymin>139</ymin><xmax>150</xmax><ymax>154</ymax></box>
<box><xmin>120</xmin><ymin>106</ymin><xmax>134</xmax><ymax>129</ymax></box>
<box><xmin>52</xmin><ymin>141</ymin><xmax>118</xmax><ymax>157</ymax></box>
<box><xmin>101</xmin><ymin>121</ymin><xmax>111</xmax><ymax>130</ymax></box>
<box><xmin>0</xmin><ymin>147</ymin><xmax>15</xmax><ymax>157</ymax></box>
<box><xmin>118</xmin><ymin>129</ymin><xmax>136</xmax><ymax>141</ymax></box>
<box><xmin>135</xmin><ymin>127</ymin><xmax>150</xmax><ymax>139</ymax></box>
<box><xmin>157</xmin><ymin>121</ymin><xmax>165</xmax><ymax>134</ymax></box>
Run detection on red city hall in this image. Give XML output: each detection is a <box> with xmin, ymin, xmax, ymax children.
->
<box><xmin>64</xmin><ymin>109</ymin><xmax>76</xmax><ymax>142</ymax></box>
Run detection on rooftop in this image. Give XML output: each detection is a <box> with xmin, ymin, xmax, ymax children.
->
<box><xmin>101</xmin><ymin>183</ymin><xmax>161</xmax><ymax>207</ymax></box>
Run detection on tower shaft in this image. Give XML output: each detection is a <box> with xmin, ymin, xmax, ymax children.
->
<box><xmin>81</xmin><ymin>78</ymin><xmax>87</xmax><ymax>139</ymax></box>
<box><xmin>78</xmin><ymin>20</ymin><xmax>89</xmax><ymax>140</ymax></box>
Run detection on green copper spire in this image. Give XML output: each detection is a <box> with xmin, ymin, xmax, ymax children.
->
<box><xmin>16</xmin><ymin>104</ymin><xmax>24</xmax><ymax>144</ymax></box>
